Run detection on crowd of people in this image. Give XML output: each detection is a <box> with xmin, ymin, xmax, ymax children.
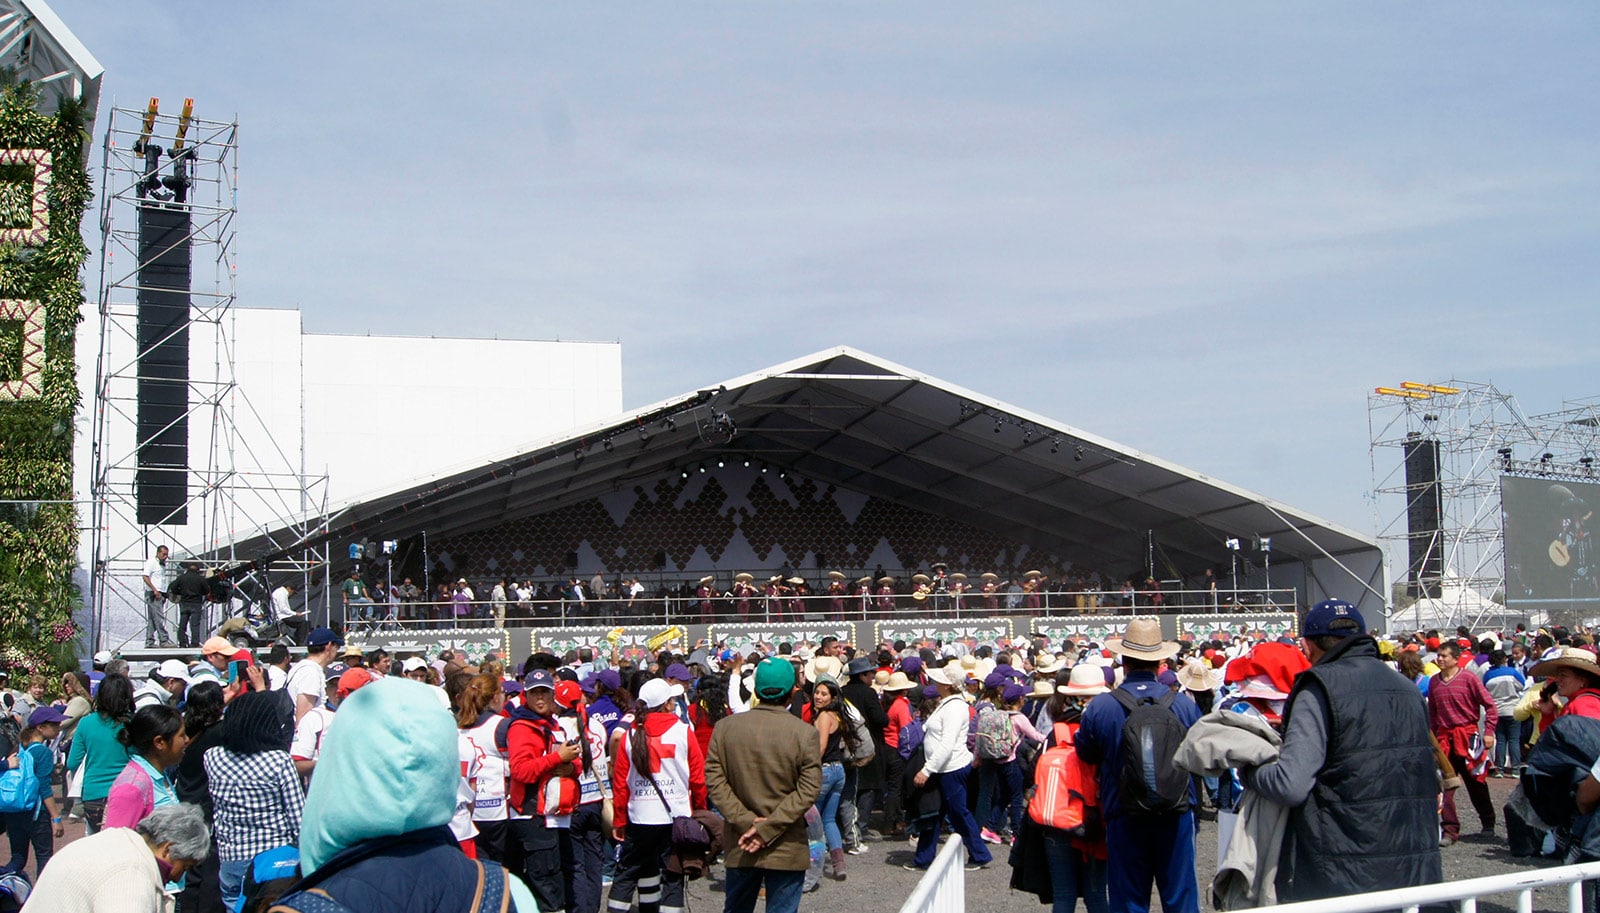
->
<box><xmin>4</xmin><ymin>607</ymin><xmax>1600</xmax><ymax>912</ymax></box>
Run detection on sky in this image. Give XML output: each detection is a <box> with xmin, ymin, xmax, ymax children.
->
<box><xmin>45</xmin><ymin>1</ymin><xmax>1600</xmax><ymax>550</ymax></box>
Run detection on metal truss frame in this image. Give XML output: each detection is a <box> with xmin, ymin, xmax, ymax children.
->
<box><xmin>87</xmin><ymin>102</ymin><xmax>327</xmax><ymax>650</ymax></box>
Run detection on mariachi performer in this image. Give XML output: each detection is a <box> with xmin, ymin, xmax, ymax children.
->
<box><xmin>981</xmin><ymin>572</ymin><xmax>1001</xmax><ymax>613</ymax></box>
<box><xmin>826</xmin><ymin>571</ymin><xmax>847</xmax><ymax>620</ymax></box>
<box><xmin>929</xmin><ymin>562</ymin><xmax>951</xmax><ymax>613</ymax></box>
<box><xmin>696</xmin><ymin>575</ymin><xmax>715</xmax><ymax>622</ymax></box>
<box><xmin>787</xmin><ymin>576</ymin><xmax>807</xmax><ymax>619</ymax></box>
<box><xmin>732</xmin><ymin>572</ymin><xmax>756</xmax><ymax>619</ymax></box>
<box><xmin>948</xmin><ymin>572</ymin><xmax>968</xmax><ymax>614</ymax></box>
<box><xmin>875</xmin><ymin>576</ymin><xmax>896</xmax><ymax>614</ymax></box>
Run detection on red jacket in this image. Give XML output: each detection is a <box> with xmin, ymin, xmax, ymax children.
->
<box><xmin>506</xmin><ymin>708</ymin><xmax>584</xmax><ymax>817</ymax></box>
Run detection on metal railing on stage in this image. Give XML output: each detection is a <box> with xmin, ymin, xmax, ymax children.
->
<box><xmin>328</xmin><ymin>586</ymin><xmax>1299</xmax><ymax>631</ymax></box>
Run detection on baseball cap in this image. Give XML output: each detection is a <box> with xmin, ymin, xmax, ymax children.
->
<box><xmin>664</xmin><ymin>663</ymin><xmax>693</xmax><ymax>683</ymax></box>
<box><xmin>1001</xmin><ymin>682</ymin><xmax>1028</xmax><ymax>703</ymax></box>
<box><xmin>337</xmin><ymin>668</ymin><xmax>374</xmax><ymax>699</ymax></box>
<box><xmin>524</xmin><ymin>669</ymin><xmax>555</xmax><ymax>691</ymax></box>
<box><xmin>27</xmin><ymin>706</ymin><xmax>68</xmax><ymax>727</ymax></box>
<box><xmin>639</xmin><ymin>677</ymin><xmax>677</xmax><ymax>709</ymax></box>
<box><xmin>307</xmin><ymin>628</ymin><xmax>344</xmax><ymax>648</ymax></box>
<box><xmin>554</xmin><ymin>680</ymin><xmax>584</xmax><ymax>710</ymax></box>
<box><xmin>717</xmin><ymin>648</ymin><xmax>738</xmax><ymax>664</ymax></box>
<box><xmin>154</xmin><ymin>659</ymin><xmax>192</xmax><ymax>683</ymax></box>
<box><xmin>324</xmin><ymin>661</ymin><xmax>350</xmax><ymax>681</ymax></box>
<box><xmin>200</xmin><ymin>636</ymin><xmax>235</xmax><ymax>656</ymax></box>
<box><xmin>93</xmin><ymin>650</ymin><xmax>113</xmax><ymax>665</ymax></box>
<box><xmin>1302</xmin><ymin>599</ymin><xmax>1365</xmax><ymax>639</ymax></box>
<box><xmin>595</xmin><ymin>669</ymin><xmax>622</xmax><ymax>693</ymax></box>
<box><xmin>753</xmin><ymin>656</ymin><xmax>796</xmax><ymax>700</ymax></box>
<box><xmin>400</xmin><ymin>657</ymin><xmax>428</xmax><ymax>674</ymax></box>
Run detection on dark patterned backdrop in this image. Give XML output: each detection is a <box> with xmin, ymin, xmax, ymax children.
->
<box><xmin>428</xmin><ymin>465</ymin><xmax>1067</xmax><ymax>582</ymax></box>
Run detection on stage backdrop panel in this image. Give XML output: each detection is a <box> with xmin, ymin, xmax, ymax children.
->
<box><xmin>875</xmin><ymin>617</ymin><xmax>1012</xmax><ymax>647</ymax></box>
<box><xmin>1032</xmin><ymin>616</ymin><xmax>1130</xmax><ymax>645</ymax></box>
<box><xmin>427</xmin><ymin>465</ymin><xmax>1068</xmax><ymax>586</ymax></box>
<box><xmin>708</xmin><ymin>623</ymin><xmax>859</xmax><ymax>656</ymax></box>
<box><xmin>531</xmin><ymin>625</ymin><xmax>688</xmax><ymax>663</ymax></box>
<box><xmin>1176</xmin><ymin>613</ymin><xmax>1297</xmax><ymax>642</ymax></box>
<box><xmin>350</xmin><ymin>627</ymin><xmax>511</xmax><ymax>660</ymax></box>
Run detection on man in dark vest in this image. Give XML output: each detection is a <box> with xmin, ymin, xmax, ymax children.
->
<box><xmin>1247</xmin><ymin>599</ymin><xmax>1442</xmax><ymax>901</ymax></box>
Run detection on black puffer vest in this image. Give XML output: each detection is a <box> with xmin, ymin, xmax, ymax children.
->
<box><xmin>1278</xmin><ymin>635</ymin><xmax>1443</xmax><ymax>901</ymax></box>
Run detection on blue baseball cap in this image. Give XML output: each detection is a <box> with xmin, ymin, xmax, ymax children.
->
<box><xmin>524</xmin><ymin>669</ymin><xmax>555</xmax><ymax>691</ymax></box>
<box><xmin>1303</xmin><ymin>599</ymin><xmax>1365</xmax><ymax>639</ymax></box>
<box><xmin>307</xmin><ymin>627</ymin><xmax>343</xmax><ymax>648</ymax></box>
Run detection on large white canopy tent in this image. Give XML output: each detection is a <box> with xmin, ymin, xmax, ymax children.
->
<box><xmin>221</xmin><ymin>347</ymin><xmax>1387</xmax><ymax>622</ymax></box>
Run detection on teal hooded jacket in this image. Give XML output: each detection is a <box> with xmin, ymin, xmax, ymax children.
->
<box><xmin>299</xmin><ymin>677</ymin><xmax>537</xmax><ymax>912</ymax></box>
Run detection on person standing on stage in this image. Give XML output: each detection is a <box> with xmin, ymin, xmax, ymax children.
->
<box><xmin>142</xmin><ymin>546</ymin><xmax>175</xmax><ymax>649</ymax></box>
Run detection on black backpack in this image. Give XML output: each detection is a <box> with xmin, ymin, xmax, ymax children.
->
<box><xmin>1110</xmin><ymin>689</ymin><xmax>1191</xmax><ymax>816</ymax></box>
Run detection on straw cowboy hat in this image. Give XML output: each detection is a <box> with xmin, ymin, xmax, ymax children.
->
<box><xmin>1177</xmin><ymin>659</ymin><xmax>1219</xmax><ymax>693</ymax></box>
<box><xmin>872</xmin><ymin>669</ymin><xmax>891</xmax><ymax>690</ymax></box>
<box><xmin>734</xmin><ymin>572</ymin><xmax>754</xmax><ymax>582</ymax></box>
<box><xmin>876</xmin><ymin>576</ymin><xmax>895</xmax><ymax>585</ymax></box>
<box><xmin>1029</xmin><ymin>679</ymin><xmax>1056</xmax><ymax>699</ymax></box>
<box><xmin>949</xmin><ymin>572</ymin><xmax>968</xmax><ymax>581</ymax></box>
<box><xmin>912</xmin><ymin>573</ymin><xmax>931</xmax><ymax>584</ymax></box>
<box><xmin>699</xmin><ymin>575</ymin><xmax>715</xmax><ymax>584</ymax></box>
<box><xmin>1109</xmin><ymin>617</ymin><xmax>1180</xmax><ymax>662</ymax></box>
<box><xmin>880</xmin><ymin>670</ymin><xmax>918</xmax><ymax>692</ymax></box>
<box><xmin>1530</xmin><ymin>647</ymin><xmax>1600</xmax><ymax>683</ymax></box>
<box><xmin>1033</xmin><ymin>654</ymin><xmax>1066</xmax><ymax>676</ymax></box>
<box><xmin>1059</xmin><ymin>663</ymin><xmax>1110</xmax><ymax>696</ymax></box>
<box><xmin>925</xmin><ymin>664</ymin><xmax>964</xmax><ymax>688</ymax></box>
<box><xmin>1024</xmin><ymin>569</ymin><xmax>1042</xmax><ymax>579</ymax></box>
<box><xmin>980</xmin><ymin>572</ymin><xmax>999</xmax><ymax>581</ymax></box>
<box><xmin>856</xmin><ymin>576</ymin><xmax>873</xmax><ymax>585</ymax></box>
<box><xmin>808</xmin><ymin>654</ymin><xmax>844</xmax><ymax>682</ymax></box>
<box><xmin>786</xmin><ymin>577</ymin><xmax>804</xmax><ymax>585</ymax></box>
<box><xmin>829</xmin><ymin>570</ymin><xmax>846</xmax><ymax>580</ymax></box>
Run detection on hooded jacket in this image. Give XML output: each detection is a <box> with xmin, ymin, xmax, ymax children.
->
<box><xmin>294</xmin><ymin>678</ymin><xmax>538</xmax><ymax>913</ymax></box>
<box><xmin>503</xmin><ymin>702</ymin><xmax>584</xmax><ymax>819</ymax></box>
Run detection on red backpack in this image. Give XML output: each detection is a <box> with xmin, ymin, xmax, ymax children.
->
<box><xmin>1028</xmin><ymin>721</ymin><xmax>1097</xmax><ymax>832</ymax></box>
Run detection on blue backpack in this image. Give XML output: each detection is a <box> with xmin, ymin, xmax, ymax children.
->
<box><xmin>0</xmin><ymin>748</ymin><xmax>39</xmax><ymax>814</ymax></box>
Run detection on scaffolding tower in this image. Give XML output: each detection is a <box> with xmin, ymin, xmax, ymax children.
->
<box><xmin>1371</xmin><ymin>380</ymin><xmax>1600</xmax><ymax>632</ymax></box>
<box><xmin>1369</xmin><ymin>381</ymin><xmax>1534</xmax><ymax>631</ymax></box>
<box><xmin>87</xmin><ymin>101</ymin><xmax>327</xmax><ymax>651</ymax></box>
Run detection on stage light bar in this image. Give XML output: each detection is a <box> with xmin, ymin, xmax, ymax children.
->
<box><xmin>137</xmin><ymin>97</ymin><xmax>158</xmax><ymax>148</ymax></box>
<box><xmin>1401</xmin><ymin>382</ymin><xmax>1460</xmax><ymax>395</ymax></box>
<box><xmin>170</xmin><ymin>98</ymin><xmax>195</xmax><ymax>153</ymax></box>
<box><xmin>1375</xmin><ymin>387</ymin><xmax>1431</xmax><ymax>399</ymax></box>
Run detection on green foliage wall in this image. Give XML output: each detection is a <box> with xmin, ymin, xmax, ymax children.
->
<box><xmin>0</xmin><ymin>84</ymin><xmax>91</xmax><ymax>673</ymax></box>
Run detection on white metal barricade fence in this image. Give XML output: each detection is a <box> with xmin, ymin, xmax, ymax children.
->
<box><xmin>1235</xmin><ymin>861</ymin><xmax>1600</xmax><ymax>913</ymax></box>
<box><xmin>897</xmin><ymin>835</ymin><xmax>966</xmax><ymax>913</ymax></box>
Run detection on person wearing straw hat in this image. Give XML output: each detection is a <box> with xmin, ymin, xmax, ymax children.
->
<box><xmin>826</xmin><ymin>572</ymin><xmax>847</xmax><ymax>620</ymax></box>
<box><xmin>1528</xmin><ymin>646</ymin><xmax>1600</xmax><ymax>720</ymax></box>
<box><xmin>906</xmin><ymin>664</ymin><xmax>992</xmax><ymax>872</ymax></box>
<box><xmin>1245</xmin><ymin>599</ymin><xmax>1441</xmax><ymax>902</ymax></box>
<box><xmin>695</xmin><ymin>575</ymin><xmax>716</xmax><ymax>623</ymax></box>
<box><xmin>1075</xmin><ymin>617</ymin><xmax>1201</xmax><ymax>913</ymax></box>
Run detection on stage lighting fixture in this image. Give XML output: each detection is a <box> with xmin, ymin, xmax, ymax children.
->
<box><xmin>1225</xmin><ymin>538</ymin><xmax>1241</xmax><ymax>551</ymax></box>
<box><xmin>760</xmin><ymin>465</ymin><xmax>768</xmax><ymax>474</ymax></box>
<box><xmin>779</xmin><ymin>470</ymin><xmax>789</xmax><ymax>481</ymax></box>
<box><xmin>698</xmin><ymin>464</ymin><xmax>706</xmax><ymax>473</ymax></box>
<box><xmin>1541</xmin><ymin>453</ymin><xmax>1554</xmax><ymax>464</ymax></box>
<box><xmin>665</xmin><ymin>417</ymin><xmax>676</xmax><ymax>432</ymax></box>
<box><xmin>681</xmin><ymin>469</ymin><xmax>690</xmax><ymax>479</ymax></box>
<box><xmin>575</xmin><ymin>447</ymin><xmax>585</xmax><ymax>462</ymax></box>
<box><xmin>603</xmin><ymin>439</ymin><xmax>614</xmax><ymax>452</ymax></box>
<box><xmin>1074</xmin><ymin>446</ymin><xmax>1085</xmax><ymax>462</ymax></box>
<box><xmin>1023</xmin><ymin>428</ymin><xmax>1032</xmax><ymax>444</ymax></box>
<box><xmin>1422</xmin><ymin>413</ymin><xmax>1439</xmax><ymax>423</ymax></box>
<box><xmin>717</xmin><ymin>460</ymin><xmax>725</xmax><ymax>468</ymax></box>
<box><xmin>743</xmin><ymin>460</ymin><xmax>750</xmax><ymax>468</ymax></box>
<box><xmin>994</xmin><ymin>419</ymin><xmax>1002</xmax><ymax>434</ymax></box>
<box><xmin>638</xmin><ymin>426</ymin><xmax>649</xmax><ymax>439</ymax></box>
<box><xmin>1050</xmin><ymin>438</ymin><xmax>1060</xmax><ymax>454</ymax></box>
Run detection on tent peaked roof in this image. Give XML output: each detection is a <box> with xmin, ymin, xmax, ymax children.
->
<box><xmin>226</xmin><ymin>346</ymin><xmax>1382</xmax><ymax>610</ymax></box>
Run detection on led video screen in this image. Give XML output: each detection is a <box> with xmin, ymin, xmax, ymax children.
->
<box><xmin>1503</xmin><ymin>475</ymin><xmax>1600</xmax><ymax>615</ymax></box>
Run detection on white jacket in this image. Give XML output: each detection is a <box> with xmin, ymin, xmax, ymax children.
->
<box><xmin>920</xmin><ymin>695</ymin><xmax>974</xmax><ymax>776</ymax></box>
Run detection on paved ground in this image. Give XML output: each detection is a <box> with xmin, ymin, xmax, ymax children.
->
<box><xmin>669</xmin><ymin>777</ymin><xmax>1576</xmax><ymax>913</ymax></box>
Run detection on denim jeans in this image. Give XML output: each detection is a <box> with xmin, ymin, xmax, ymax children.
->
<box><xmin>4</xmin><ymin>806</ymin><xmax>51</xmax><ymax>876</ymax></box>
<box><xmin>913</xmin><ymin>766</ymin><xmax>992</xmax><ymax>868</ymax></box>
<box><xmin>724</xmin><ymin>867</ymin><xmax>805</xmax><ymax>913</ymax></box>
<box><xmin>218</xmin><ymin>858</ymin><xmax>250</xmax><ymax>911</ymax></box>
<box><xmin>1495</xmin><ymin>716</ymin><xmax>1523</xmax><ymax>770</ymax></box>
<box><xmin>1043</xmin><ymin>828</ymin><xmax>1109</xmax><ymax>913</ymax></box>
<box><xmin>816</xmin><ymin>761</ymin><xmax>846</xmax><ymax>851</ymax></box>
